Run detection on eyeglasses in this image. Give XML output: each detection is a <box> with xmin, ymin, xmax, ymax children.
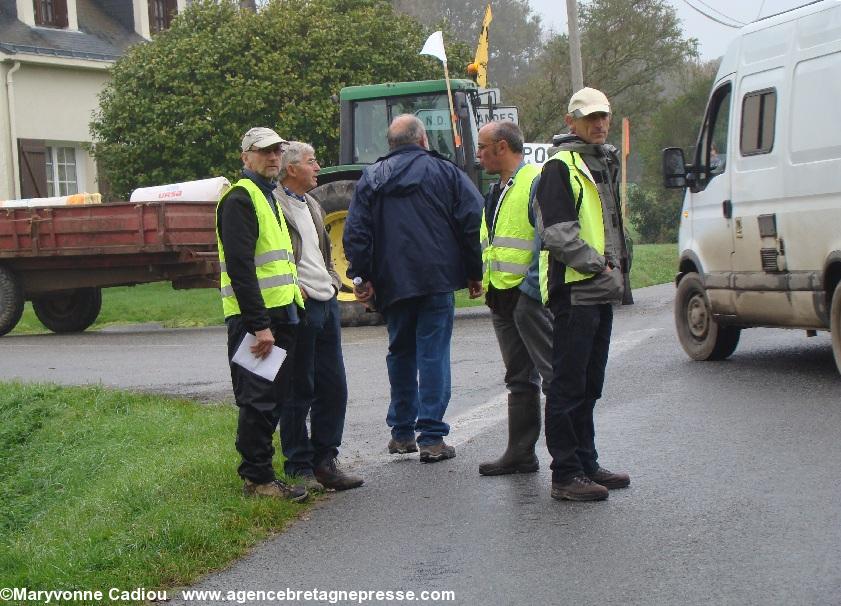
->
<box><xmin>477</xmin><ymin>140</ymin><xmax>501</xmax><ymax>151</ymax></box>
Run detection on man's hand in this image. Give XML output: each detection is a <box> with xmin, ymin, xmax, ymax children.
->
<box><xmin>354</xmin><ymin>280</ymin><xmax>375</xmax><ymax>303</ymax></box>
<box><xmin>251</xmin><ymin>328</ymin><xmax>275</xmax><ymax>360</ymax></box>
<box><xmin>467</xmin><ymin>279</ymin><xmax>483</xmax><ymax>299</ymax></box>
<box><xmin>300</xmin><ymin>286</ymin><xmax>309</xmax><ymax>301</ymax></box>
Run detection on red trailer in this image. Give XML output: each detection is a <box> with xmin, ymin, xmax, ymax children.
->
<box><xmin>0</xmin><ymin>201</ymin><xmax>220</xmax><ymax>336</ymax></box>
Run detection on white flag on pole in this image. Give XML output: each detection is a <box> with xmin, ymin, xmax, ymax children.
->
<box><xmin>420</xmin><ymin>31</ymin><xmax>447</xmax><ymax>64</ymax></box>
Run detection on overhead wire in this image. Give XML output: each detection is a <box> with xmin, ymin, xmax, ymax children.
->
<box><xmin>691</xmin><ymin>0</ymin><xmax>748</xmax><ymax>24</ymax></box>
<box><xmin>680</xmin><ymin>0</ymin><xmax>745</xmax><ymax>28</ymax></box>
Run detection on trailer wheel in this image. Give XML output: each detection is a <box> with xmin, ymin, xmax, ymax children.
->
<box><xmin>0</xmin><ymin>265</ymin><xmax>24</xmax><ymax>337</ymax></box>
<box><xmin>32</xmin><ymin>287</ymin><xmax>102</xmax><ymax>334</ymax></box>
<box><xmin>831</xmin><ymin>281</ymin><xmax>841</xmax><ymax>375</ymax></box>
<box><xmin>675</xmin><ymin>272</ymin><xmax>740</xmax><ymax>361</ymax></box>
<box><xmin>309</xmin><ymin>179</ymin><xmax>384</xmax><ymax>327</ymax></box>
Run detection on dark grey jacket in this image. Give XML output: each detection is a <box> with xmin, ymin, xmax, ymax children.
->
<box><xmin>274</xmin><ymin>187</ymin><xmax>342</xmax><ymax>294</ymax></box>
<box><xmin>532</xmin><ymin>135</ymin><xmax>631</xmax><ymax>308</ymax></box>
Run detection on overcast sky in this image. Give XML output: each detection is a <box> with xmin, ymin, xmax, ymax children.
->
<box><xmin>527</xmin><ymin>0</ymin><xmax>810</xmax><ymax>60</ymax></box>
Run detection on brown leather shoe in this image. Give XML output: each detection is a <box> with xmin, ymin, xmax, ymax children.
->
<box><xmin>587</xmin><ymin>467</ymin><xmax>630</xmax><ymax>489</ymax></box>
<box><xmin>551</xmin><ymin>475</ymin><xmax>609</xmax><ymax>502</ymax></box>
<box><xmin>314</xmin><ymin>458</ymin><xmax>364</xmax><ymax>491</ymax></box>
<box><xmin>419</xmin><ymin>441</ymin><xmax>456</xmax><ymax>463</ymax></box>
<box><xmin>387</xmin><ymin>437</ymin><xmax>418</xmax><ymax>454</ymax></box>
<box><xmin>243</xmin><ymin>479</ymin><xmax>308</xmax><ymax>502</ymax></box>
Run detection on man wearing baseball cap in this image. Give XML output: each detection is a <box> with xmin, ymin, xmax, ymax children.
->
<box><xmin>216</xmin><ymin>126</ymin><xmax>308</xmax><ymax>501</ymax></box>
<box><xmin>532</xmin><ymin>88</ymin><xmax>633</xmax><ymax>502</ymax></box>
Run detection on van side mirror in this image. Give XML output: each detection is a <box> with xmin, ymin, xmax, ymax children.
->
<box><xmin>662</xmin><ymin>147</ymin><xmax>687</xmax><ymax>189</ymax></box>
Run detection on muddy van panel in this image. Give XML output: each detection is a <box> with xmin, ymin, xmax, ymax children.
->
<box><xmin>664</xmin><ymin>0</ymin><xmax>841</xmax><ymax>373</ymax></box>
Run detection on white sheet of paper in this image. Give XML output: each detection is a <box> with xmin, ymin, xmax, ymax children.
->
<box><xmin>231</xmin><ymin>332</ymin><xmax>287</xmax><ymax>382</ymax></box>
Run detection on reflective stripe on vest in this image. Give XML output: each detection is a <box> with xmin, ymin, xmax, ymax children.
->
<box><xmin>538</xmin><ymin>150</ymin><xmax>606</xmax><ymax>304</ymax></box>
<box><xmin>219</xmin><ymin>273</ymin><xmax>296</xmax><ymax>298</ymax></box>
<box><xmin>480</xmin><ymin>163</ymin><xmax>541</xmax><ymax>290</ymax></box>
<box><xmin>219</xmin><ymin>249</ymin><xmax>292</xmax><ymax>273</ymax></box>
<box><xmin>216</xmin><ymin>178</ymin><xmax>304</xmax><ymax>318</ymax></box>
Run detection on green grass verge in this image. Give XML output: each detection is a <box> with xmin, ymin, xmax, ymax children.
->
<box><xmin>0</xmin><ymin>382</ymin><xmax>306</xmax><ymax>597</ymax></box>
<box><xmin>629</xmin><ymin>243</ymin><xmax>677</xmax><ymax>288</ymax></box>
<box><xmin>11</xmin><ymin>244</ymin><xmax>678</xmax><ymax>333</ymax></box>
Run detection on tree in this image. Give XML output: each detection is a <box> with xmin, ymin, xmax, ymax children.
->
<box><xmin>508</xmin><ymin>0</ymin><xmax>698</xmax><ymax>143</ymax></box>
<box><xmin>630</xmin><ymin>60</ymin><xmax>717</xmax><ymax>242</ymax></box>
<box><xmin>391</xmin><ymin>0</ymin><xmax>544</xmax><ymax>88</ymax></box>
<box><xmin>90</xmin><ymin>0</ymin><xmax>471</xmax><ymax>198</ymax></box>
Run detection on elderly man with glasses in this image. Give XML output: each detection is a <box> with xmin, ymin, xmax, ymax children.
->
<box><xmin>216</xmin><ymin>127</ymin><xmax>307</xmax><ymax>501</ymax></box>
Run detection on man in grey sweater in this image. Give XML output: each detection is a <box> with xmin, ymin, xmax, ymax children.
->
<box><xmin>275</xmin><ymin>141</ymin><xmax>363</xmax><ymax>491</ymax></box>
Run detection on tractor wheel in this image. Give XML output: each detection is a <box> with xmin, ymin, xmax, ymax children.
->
<box><xmin>32</xmin><ymin>287</ymin><xmax>102</xmax><ymax>334</ymax></box>
<box><xmin>309</xmin><ymin>179</ymin><xmax>384</xmax><ymax>327</ymax></box>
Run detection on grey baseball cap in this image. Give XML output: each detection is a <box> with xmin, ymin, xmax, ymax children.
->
<box><xmin>568</xmin><ymin>87</ymin><xmax>611</xmax><ymax>118</ymax></box>
<box><xmin>241</xmin><ymin>127</ymin><xmax>288</xmax><ymax>152</ymax></box>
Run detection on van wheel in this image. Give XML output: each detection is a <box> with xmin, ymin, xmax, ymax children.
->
<box><xmin>32</xmin><ymin>287</ymin><xmax>102</xmax><ymax>333</ymax></box>
<box><xmin>675</xmin><ymin>272</ymin><xmax>740</xmax><ymax>361</ymax></box>
<box><xmin>0</xmin><ymin>265</ymin><xmax>24</xmax><ymax>337</ymax></box>
<box><xmin>831</xmin><ymin>281</ymin><xmax>841</xmax><ymax>375</ymax></box>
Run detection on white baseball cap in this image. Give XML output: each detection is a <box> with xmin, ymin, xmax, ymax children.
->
<box><xmin>568</xmin><ymin>87</ymin><xmax>611</xmax><ymax>118</ymax></box>
<box><xmin>241</xmin><ymin>127</ymin><xmax>288</xmax><ymax>152</ymax></box>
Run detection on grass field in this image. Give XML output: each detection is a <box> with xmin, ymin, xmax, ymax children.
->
<box><xmin>11</xmin><ymin>243</ymin><xmax>678</xmax><ymax>334</ymax></box>
<box><xmin>0</xmin><ymin>382</ymin><xmax>306</xmax><ymax>597</ymax></box>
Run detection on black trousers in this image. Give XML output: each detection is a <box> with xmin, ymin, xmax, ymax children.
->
<box><xmin>545</xmin><ymin>303</ymin><xmax>612</xmax><ymax>483</ymax></box>
<box><xmin>226</xmin><ymin>316</ymin><xmax>297</xmax><ymax>484</ymax></box>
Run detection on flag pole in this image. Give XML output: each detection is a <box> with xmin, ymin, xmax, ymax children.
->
<box><xmin>442</xmin><ymin>60</ymin><xmax>462</xmax><ymax>149</ymax></box>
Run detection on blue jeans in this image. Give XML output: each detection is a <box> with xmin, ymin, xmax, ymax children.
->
<box><xmin>279</xmin><ymin>296</ymin><xmax>348</xmax><ymax>476</ymax></box>
<box><xmin>545</xmin><ymin>303</ymin><xmax>612</xmax><ymax>483</ymax></box>
<box><xmin>384</xmin><ymin>292</ymin><xmax>455</xmax><ymax>446</ymax></box>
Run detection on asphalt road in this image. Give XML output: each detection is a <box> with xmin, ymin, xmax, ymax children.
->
<box><xmin>2</xmin><ymin>284</ymin><xmax>840</xmax><ymax>605</ymax></box>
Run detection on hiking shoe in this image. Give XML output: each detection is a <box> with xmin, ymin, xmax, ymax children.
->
<box><xmin>243</xmin><ymin>479</ymin><xmax>308</xmax><ymax>502</ymax></box>
<box><xmin>387</xmin><ymin>437</ymin><xmax>418</xmax><ymax>454</ymax></box>
<box><xmin>314</xmin><ymin>458</ymin><xmax>364</xmax><ymax>491</ymax></box>
<box><xmin>587</xmin><ymin>467</ymin><xmax>630</xmax><ymax>489</ymax></box>
<box><xmin>419</xmin><ymin>441</ymin><xmax>456</xmax><ymax>463</ymax></box>
<box><xmin>294</xmin><ymin>471</ymin><xmax>325</xmax><ymax>492</ymax></box>
<box><xmin>551</xmin><ymin>475</ymin><xmax>609</xmax><ymax>502</ymax></box>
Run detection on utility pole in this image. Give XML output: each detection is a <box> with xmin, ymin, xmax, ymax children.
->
<box><xmin>566</xmin><ymin>0</ymin><xmax>584</xmax><ymax>93</ymax></box>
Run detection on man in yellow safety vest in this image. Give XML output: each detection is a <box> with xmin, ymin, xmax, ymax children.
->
<box><xmin>532</xmin><ymin>88</ymin><xmax>633</xmax><ymax>502</ymax></box>
<box><xmin>216</xmin><ymin>127</ymin><xmax>307</xmax><ymax>502</ymax></box>
<box><xmin>476</xmin><ymin>120</ymin><xmax>553</xmax><ymax>477</ymax></box>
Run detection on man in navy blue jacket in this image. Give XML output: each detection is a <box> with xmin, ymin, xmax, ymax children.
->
<box><xmin>343</xmin><ymin>114</ymin><xmax>483</xmax><ymax>463</ymax></box>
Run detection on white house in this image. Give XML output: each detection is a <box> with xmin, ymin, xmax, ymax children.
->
<box><xmin>0</xmin><ymin>0</ymin><xmax>187</xmax><ymax>200</ymax></box>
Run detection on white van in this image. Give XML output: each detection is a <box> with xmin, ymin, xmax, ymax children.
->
<box><xmin>663</xmin><ymin>0</ymin><xmax>841</xmax><ymax>374</ymax></box>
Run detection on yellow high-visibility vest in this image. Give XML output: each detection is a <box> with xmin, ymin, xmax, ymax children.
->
<box><xmin>480</xmin><ymin>163</ymin><xmax>541</xmax><ymax>290</ymax></box>
<box><xmin>539</xmin><ymin>150</ymin><xmax>605</xmax><ymax>303</ymax></box>
<box><xmin>216</xmin><ymin>178</ymin><xmax>303</xmax><ymax>318</ymax></box>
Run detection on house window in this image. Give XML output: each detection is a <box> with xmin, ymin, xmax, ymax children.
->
<box><xmin>46</xmin><ymin>146</ymin><xmax>78</xmax><ymax>197</ymax></box>
<box><xmin>33</xmin><ymin>0</ymin><xmax>68</xmax><ymax>28</ymax></box>
<box><xmin>149</xmin><ymin>0</ymin><xmax>178</xmax><ymax>33</ymax></box>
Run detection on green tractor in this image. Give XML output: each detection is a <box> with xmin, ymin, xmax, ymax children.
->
<box><xmin>309</xmin><ymin>78</ymin><xmax>493</xmax><ymax>325</ymax></box>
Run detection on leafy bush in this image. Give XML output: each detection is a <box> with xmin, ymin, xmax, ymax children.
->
<box><xmin>90</xmin><ymin>0</ymin><xmax>470</xmax><ymax>198</ymax></box>
<box><xmin>628</xmin><ymin>183</ymin><xmax>682</xmax><ymax>243</ymax></box>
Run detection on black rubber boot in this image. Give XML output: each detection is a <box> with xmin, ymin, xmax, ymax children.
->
<box><xmin>479</xmin><ymin>392</ymin><xmax>541</xmax><ymax>476</ymax></box>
